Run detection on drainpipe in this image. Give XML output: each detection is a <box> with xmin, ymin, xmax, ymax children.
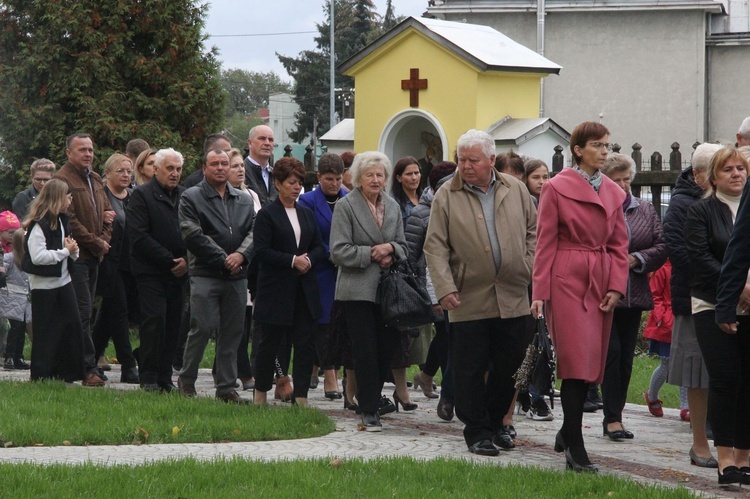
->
<box><xmin>537</xmin><ymin>0</ymin><xmax>545</xmax><ymax>117</ymax></box>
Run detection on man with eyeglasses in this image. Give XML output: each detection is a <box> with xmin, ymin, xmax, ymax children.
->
<box><xmin>12</xmin><ymin>158</ymin><xmax>56</xmax><ymax>220</ymax></box>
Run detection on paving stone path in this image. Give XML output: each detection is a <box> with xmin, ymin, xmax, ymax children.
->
<box><xmin>0</xmin><ymin>366</ymin><xmax>745</xmax><ymax>497</ymax></box>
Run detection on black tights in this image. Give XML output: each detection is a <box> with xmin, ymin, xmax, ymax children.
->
<box><xmin>561</xmin><ymin>378</ymin><xmax>592</xmax><ymax>465</ymax></box>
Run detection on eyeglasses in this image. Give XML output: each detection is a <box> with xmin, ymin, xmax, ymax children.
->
<box><xmin>115</xmin><ymin>169</ymin><xmax>132</xmax><ymax>176</ymax></box>
<box><xmin>588</xmin><ymin>142</ymin><xmax>613</xmax><ymax>152</ymax></box>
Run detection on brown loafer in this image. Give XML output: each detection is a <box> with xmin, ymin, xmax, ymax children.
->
<box><xmin>217</xmin><ymin>390</ymin><xmax>251</xmax><ymax>405</ymax></box>
<box><xmin>178</xmin><ymin>379</ymin><xmax>197</xmax><ymax>397</ymax></box>
<box><xmin>82</xmin><ymin>372</ymin><xmax>105</xmax><ymax>387</ymax></box>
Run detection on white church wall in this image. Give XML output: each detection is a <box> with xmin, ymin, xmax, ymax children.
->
<box><xmin>449</xmin><ymin>9</ymin><xmax>708</xmax><ymax>159</ymax></box>
<box><xmin>706</xmin><ymin>44</ymin><xmax>750</xmax><ymax>143</ymax></box>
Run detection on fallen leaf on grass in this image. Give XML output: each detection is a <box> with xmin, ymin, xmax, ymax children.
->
<box><xmin>330</xmin><ymin>459</ymin><xmax>343</xmax><ymax>468</ymax></box>
<box><xmin>62</xmin><ymin>441</ymin><xmax>72</xmax><ymax>446</ymax></box>
<box><xmin>171</xmin><ymin>426</ymin><xmax>180</xmax><ymax>437</ymax></box>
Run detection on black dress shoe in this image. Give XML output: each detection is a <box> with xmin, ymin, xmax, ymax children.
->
<box><xmin>492</xmin><ymin>432</ymin><xmax>515</xmax><ymax>450</ymax></box>
<box><xmin>740</xmin><ymin>467</ymin><xmax>750</xmax><ymax>485</ymax></box>
<box><xmin>325</xmin><ymin>390</ymin><xmax>342</xmax><ymax>400</ymax></box>
<box><xmin>13</xmin><ymin>358</ymin><xmax>30</xmax><ymax>370</ymax></box>
<box><xmin>436</xmin><ymin>398</ymin><xmax>454</xmax><ymax>421</ymax></box>
<box><xmin>378</xmin><ymin>396</ymin><xmax>397</xmax><ymax>416</ymax></box>
<box><xmin>159</xmin><ymin>382</ymin><xmax>177</xmax><ymax>393</ymax></box>
<box><xmin>120</xmin><ymin>367</ymin><xmax>140</xmax><ymax>384</ymax></box>
<box><xmin>140</xmin><ymin>382</ymin><xmax>161</xmax><ymax>392</ymax></box>
<box><xmin>468</xmin><ymin>439</ymin><xmax>499</xmax><ymax>456</ymax></box>
<box><xmin>718</xmin><ymin>466</ymin><xmax>743</xmax><ymax>485</ymax></box>
<box><xmin>499</xmin><ymin>424</ymin><xmax>516</xmax><ymax>439</ymax></box>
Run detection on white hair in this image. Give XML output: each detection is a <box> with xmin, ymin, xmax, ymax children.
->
<box><xmin>154</xmin><ymin>148</ymin><xmax>184</xmax><ymax>167</ymax></box>
<box><xmin>456</xmin><ymin>129</ymin><xmax>495</xmax><ymax>159</ymax></box>
<box><xmin>691</xmin><ymin>143</ymin><xmax>721</xmax><ymax>172</ymax></box>
<box><xmin>739</xmin><ymin>117</ymin><xmax>750</xmax><ymax>139</ymax></box>
<box><xmin>349</xmin><ymin>151</ymin><xmax>392</xmax><ymax>189</ymax></box>
<box><xmin>602</xmin><ymin>153</ymin><xmax>637</xmax><ymax>182</ymax></box>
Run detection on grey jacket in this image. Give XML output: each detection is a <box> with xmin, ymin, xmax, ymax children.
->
<box><xmin>330</xmin><ymin>188</ymin><xmax>407</xmax><ymax>303</ymax></box>
<box><xmin>179</xmin><ymin>180</ymin><xmax>255</xmax><ymax>280</ymax></box>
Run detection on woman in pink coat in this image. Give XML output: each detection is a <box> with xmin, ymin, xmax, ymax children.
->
<box><xmin>530</xmin><ymin>122</ymin><xmax>629</xmax><ymax>473</ymax></box>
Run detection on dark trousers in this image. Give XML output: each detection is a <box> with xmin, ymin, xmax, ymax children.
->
<box><xmin>30</xmin><ymin>284</ymin><xmax>85</xmax><ymax>382</ymax></box>
<box><xmin>174</xmin><ymin>280</ymin><xmax>191</xmax><ymax>370</ymax></box>
<box><xmin>4</xmin><ymin>319</ymin><xmax>27</xmax><ymax>359</ymax></box>
<box><xmin>213</xmin><ymin>305</ymin><xmax>253</xmax><ymax>379</ymax></box>
<box><xmin>602</xmin><ymin>307</ymin><xmax>643</xmax><ymax>424</ymax></box>
<box><xmin>92</xmin><ymin>271</ymin><xmax>136</xmax><ymax>370</ymax></box>
<box><xmin>452</xmin><ymin>316</ymin><xmax>527</xmax><ymax>446</ymax></box>
<box><xmin>314</xmin><ymin>323</ymin><xmax>335</xmax><ymax>370</ymax></box>
<box><xmin>343</xmin><ymin>301</ymin><xmax>400</xmax><ymax>414</ymax></box>
<box><xmin>137</xmin><ymin>276</ymin><xmax>184</xmax><ymax>386</ymax></box>
<box><xmin>254</xmin><ymin>288</ymin><xmax>315</xmax><ymax>399</ymax></box>
<box><xmin>695</xmin><ymin>311</ymin><xmax>750</xmax><ymax>449</ymax></box>
<box><xmin>69</xmin><ymin>258</ymin><xmax>99</xmax><ymax>373</ymax></box>
<box><xmin>422</xmin><ymin>320</ymin><xmax>448</xmax><ymax>377</ymax></box>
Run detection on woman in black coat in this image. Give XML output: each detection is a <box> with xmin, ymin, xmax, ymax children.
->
<box><xmin>252</xmin><ymin>157</ymin><xmax>326</xmax><ymax>406</ymax></box>
<box><xmin>686</xmin><ymin>146</ymin><xmax>750</xmax><ymax>485</ymax></box>
<box><xmin>600</xmin><ymin>153</ymin><xmax>667</xmax><ymax>440</ymax></box>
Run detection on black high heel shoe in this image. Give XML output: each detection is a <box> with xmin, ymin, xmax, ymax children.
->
<box><xmin>393</xmin><ymin>392</ymin><xmax>418</xmax><ymax>412</ymax></box>
<box><xmin>565</xmin><ymin>448</ymin><xmax>599</xmax><ymax>473</ymax></box>
<box><xmin>342</xmin><ymin>378</ymin><xmax>358</xmax><ymax>412</ymax></box>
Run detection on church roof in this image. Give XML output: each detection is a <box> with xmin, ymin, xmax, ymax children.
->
<box><xmin>339</xmin><ymin>16</ymin><xmax>561</xmax><ymax>75</ymax></box>
<box><xmin>320</xmin><ymin>119</ymin><xmax>355</xmax><ymax>142</ymax></box>
<box><xmin>487</xmin><ymin>116</ymin><xmax>570</xmax><ymax>144</ymax></box>
<box><xmin>427</xmin><ymin>0</ymin><xmax>724</xmax><ymax>14</ymax></box>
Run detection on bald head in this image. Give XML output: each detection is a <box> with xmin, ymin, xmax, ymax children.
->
<box><xmin>737</xmin><ymin>117</ymin><xmax>750</xmax><ymax>147</ymax></box>
<box><xmin>248</xmin><ymin>125</ymin><xmax>275</xmax><ymax>166</ymax></box>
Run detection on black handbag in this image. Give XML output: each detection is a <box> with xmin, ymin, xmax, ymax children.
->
<box><xmin>377</xmin><ymin>261</ymin><xmax>433</xmax><ymax>331</ymax></box>
<box><xmin>530</xmin><ymin>315</ymin><xmax>556</xmax><ymax>408</ymax></box>
<box><xmin>513</xmin><ymin>315</ymin><xmax>556</xmax><ymax>408</ymax></box>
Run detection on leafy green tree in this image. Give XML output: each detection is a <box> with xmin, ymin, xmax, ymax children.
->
<box><xmin>278</xmin><ymin>0</ymin><xmax>381</xmax><ymax>143</ymax></box>
<box><xmin>0</xmin><ymin>0</ymin><xmax>225</xmax><ymax>203</ymax></box>
<box><xmin>220</xmin><ymin>69</ymin><xmax>292</xmax><ymax>117</ymax></box>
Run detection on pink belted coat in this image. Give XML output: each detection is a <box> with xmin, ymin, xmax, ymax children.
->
<box><xmin>532</xmin><ymin>168</ymin><xmax>629</xmax><ymax>383</ymax></box>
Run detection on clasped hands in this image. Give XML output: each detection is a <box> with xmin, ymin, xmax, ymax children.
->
<box><xmin>371</xmin><ymin>243</ymin><xmax>393</xmax><ymax>269</ymax></box>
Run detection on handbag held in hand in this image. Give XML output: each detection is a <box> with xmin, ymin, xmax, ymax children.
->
<box><xmin>377</xmin><ymin>261</ymin><xmax>433</xmax><ymax>331</ymax></box>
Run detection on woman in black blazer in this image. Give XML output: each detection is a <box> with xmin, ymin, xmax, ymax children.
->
<box><xmin>685</xmin><ymin>146</ymin><xmax>750</xmax><ymax>485</ymax></box>
<box><xmin>252</xmin><ymin>157</ymin><xmax>326</xmax><ymax>406</ymax></box>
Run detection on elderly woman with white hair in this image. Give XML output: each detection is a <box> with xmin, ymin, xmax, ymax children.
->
<box><xmin>600</xmin><ymin>153</ymin><xmax>667</xmax><ymax>440</ymax></box>
<box><xmin>330</xmin><ymin>151</ymin><xmax>408</xmax><ymax>431</ymax></box>
<box><xmin>663</xmin><ymin>142</ymin><xmax>722</xmax><ymax>468</ymax></box>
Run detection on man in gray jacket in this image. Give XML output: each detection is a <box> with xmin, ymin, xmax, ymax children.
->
<box><xmin>177</xmin><ymin>149</ymin><xmax>255</xmax><ymax>403</ymax></box>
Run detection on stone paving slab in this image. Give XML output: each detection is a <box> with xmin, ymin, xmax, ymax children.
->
<box><xmin>0</xmin><ymin>365</ymin><xmax>745</xmax><ymax>497</ymax></box>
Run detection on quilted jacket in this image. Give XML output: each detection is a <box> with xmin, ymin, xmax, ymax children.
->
<box><xmin>0</xmin><ymin>252</ymin><xmax>31</xmax><ymax>322</ymax></box>
<box><xmin>617</xmin><ymin>195</ymin><xmax>667</xmax><ymax>310</ymax></box>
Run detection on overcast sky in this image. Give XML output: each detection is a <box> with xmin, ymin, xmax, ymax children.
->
<box><xmin>203</xmin><ymin>0</ymin><xmax>429</xmax><ymax>80</ymax></box>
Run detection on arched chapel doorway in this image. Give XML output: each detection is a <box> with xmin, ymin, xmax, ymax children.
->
<box><xmin>379</xmin><ymin>109</ymin><xmax>448</xmax><ymax>166</ymax></box>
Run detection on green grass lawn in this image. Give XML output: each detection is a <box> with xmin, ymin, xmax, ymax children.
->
<box><xmin>0</xmin><ymin>457</ymin><xmax>697</xmax><ymax>498</ymax></box>
<box><xmin>0</xmin><ymin>381</ymin><xmax>334</xmax><ymax>447</ymax></box>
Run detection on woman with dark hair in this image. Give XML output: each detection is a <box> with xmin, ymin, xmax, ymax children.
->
<box><xmin>330</xmin><ymin>151</ymin><xmax>408</xmax><ymax>430</ymax></box>
<box><xmin>388</xmin><ymin>155</ymin><xmax>423</xmax><ymax>411</ymax></box>
<box><xmin>524</xmin><ymin>159</ymin><xmax>549</xmax><ymax>205</ymax></box>
<box><xmin>251</xmin><ymin>157</ymin><xmax>326</xmax><ymax>406</ymax></box>
<box><xmin>298</xmin><ymin>153</ymin><xmax>348</xmax><ymax>399</ymax></box>
<box><xmin>91</xmin><ymin>154</ymin><xmax>139</xmax><ymax>383</ymax></box>
<box><xmin>686</xmin><ymin>146</ymin><xmax>750</xmax><ymax>485</ymax></box>
<box><xmin>390</xmin><ymin>156</ymin><xmax>422</xmax><ymax>226</ymax></box>
<box><xmin>600</xmin><ymin>153</ymin><xmax>667</xmax><ymax>441</ymax></box>
<box><xmin>531</xmin><ymin>121</ymin><xmax>629</xmax><ymax>472</ymax></box>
